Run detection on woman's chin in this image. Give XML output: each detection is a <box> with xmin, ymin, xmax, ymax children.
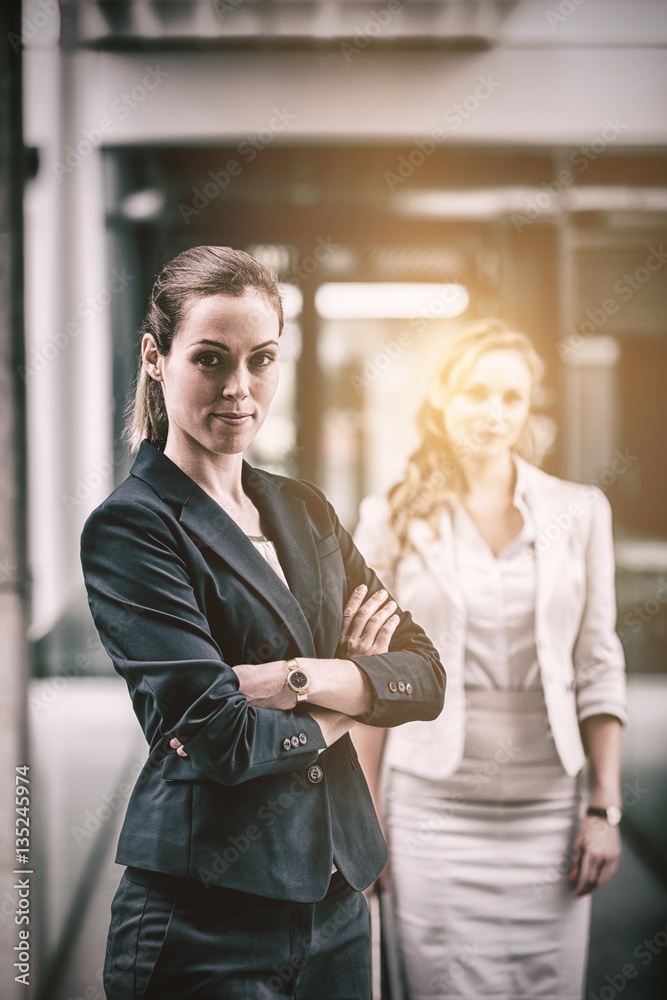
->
<box><xmin>180</xmin><ymin>429</ymin><xmax>250</xmax><ymax>459</ymax></box>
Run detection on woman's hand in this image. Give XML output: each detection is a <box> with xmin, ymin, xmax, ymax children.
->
<box><xmin>170</xmin><ymin>737</ymin><xmax>189</xmax><ymax>757</ymax></box>
<box><xmin>572</xmin><ymin>716</ymin><xmax>623</xmax><ymax>896</ymax></box>
<box><xmin>569</xmin><ymin>814</ymin><xmax>621</xmax><ymax>896</ymax></box>
<box><xmin>338</xmin><ymin>585</ymin><xmax>400</xmax><ymax>658</ymax></box>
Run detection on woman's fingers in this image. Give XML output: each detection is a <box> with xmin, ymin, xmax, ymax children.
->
<box><xmin>342</xmin><ymin>584</ymin><xmax>368</xmax><ymax>616</ymax></box>
<box><xmin>372</xmin><ymin>613</ymin><xmax>400</xmax><ymax>654</ymax></box>
<box><xmin>360</xmin><ymin>601</ymin><xmax>398</xmax><ymax>644</ymax></box>
<box><xmin>346</xmin><ymin>587</ymin><xmax>388</xmax><ymax>626</ymax></box>
<box><xmin>340</xmin><ymin>585</ymin><xmax>368</xmax><ymax>638</ymax></box>
<box><xmin>342</xmin><ymin>589</ymin><xmax>386</xmax><ymax>645</ymax></box>
<box><xmin>347</xmin><ymin>588</ymin><xmax>390</xmax><ymax>636</ymax></box>
<box><xmin>340</xmin><ymin>586</ymin><xmax>401</xmax><ymax>655</ymax></box>
<box><xmin>170</xmin><ymin>737</ymin><xmax>189</xmax><ymax>758</ymax></box>
<box><xmin>578</xmin><ymin>844</ymin><xmax>619</xmax><ymax>895</ymax></box>
<box><xmin>571</xmin><ymin>817</ymin><xmax>621</xmax><ymax>896</ymax></box>
<box><xmin>597</xmin><ymin>854</ymin><xmax>619</xmax><ymax>888</ymax></box>
<box><xmin>575</xmin><ymin>851</ymin><xmax>602</xmax><ymax>896</ymax></box>
<box><xmin>379</xmin><ymin>614</ymin><xmax>400</xmax><ymax>638</ymax></box>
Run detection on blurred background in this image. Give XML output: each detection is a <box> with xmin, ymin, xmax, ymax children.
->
<box><xmin>1</xmin><ymin>0</ymin><xmax>666</xmax><ymax>997</ymax></box>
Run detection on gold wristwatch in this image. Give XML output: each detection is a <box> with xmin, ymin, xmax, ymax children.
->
<box><xmin>285</xmin><ymin>658</ymin><xmax>310</xmax><ymax>703</ymax></box>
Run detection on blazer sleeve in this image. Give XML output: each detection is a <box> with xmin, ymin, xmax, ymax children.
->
<box><xmin>573</xmin><ymin>488</ymin><xmax>628</xmax><ymax>725</ymax></box>
<box><xmin>81</xmin><ymin>499</ymin><xmax>327</xmax><ymax>786</ymax></box>
<box><xmin>305</xmin><ymin>484</ymin><xmax>446</xmax><ymax>727</ymax></box>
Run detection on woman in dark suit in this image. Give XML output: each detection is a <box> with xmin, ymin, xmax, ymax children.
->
<box><xmin>80</xmin><ymin>246</ymin><xmax>445</xmax><ymax>1000</ymax></box>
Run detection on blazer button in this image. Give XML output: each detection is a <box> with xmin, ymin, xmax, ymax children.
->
<box><xmin>282</xmin><ymin>738</ymin><xmax>292</xmax><ymax>751</ymax></box>
<box><xmin>307</xmin><ymin>764</ymin><xmax>324</xmax><ymax>784</ymax></box>
<box><xmin>405</xmin><ymin>683</ymin><xmax>413</xmax><ymax>694</ymax></box>
<box><xmin>398</xmin><ymin>681</ymin><xmax>406</xmax><ymax>693</ymax></box>
<box><xmin>291</xmin><ymin>736</ymin><xmax>300</xmax><ymax>748</ymax></box>
<box><xmin>388</xmin><ymin>681</ymin><xmax>398</xmax><ymax>693</ymax></box>
<box><xmin>298</xmin><ymin>733</ymin><xmax>307</xmax><ymax>745</ymax></box>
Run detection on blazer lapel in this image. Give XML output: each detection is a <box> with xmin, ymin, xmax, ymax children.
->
<box><xmin>181</xmin><ymin>483</ymin><xmax>318</xmax><ymax>658</ymax></box>
<box><xmin>242</xmin><ymin>463</ymin><xmax>323</xmax><ymax>640</ymax></box>
<box><xmin>130</xmin><ymin>442</ymin><xmax>318</xmax><ymax>657</ymax></box>
<box><xmin>408</xmin><ymin>510</ymin><xmax>465</xmax><ymax>615</ymax></box>
<box><xmin>517</xmin><ymin>459</ymin><xmax>572</xmax><ymax>625</ymax></box>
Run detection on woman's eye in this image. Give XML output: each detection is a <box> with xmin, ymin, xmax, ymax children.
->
<box><xmin>463</xmin><ymin>386</ymin><xmax>487</xmax><ymax>401</ymax></box>
<box><xmin>250</xmin><ymin>353</ymin><xmax>276</xmax><ymax>369</ymax></box>
<box><xmin>195</xmin><ymin>352</ymin><xmax>221</xmax><ymax>368</ymax></box>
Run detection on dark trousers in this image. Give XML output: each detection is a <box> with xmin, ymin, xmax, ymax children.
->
<box><xmin>104</xmin><ymin>868</ymin><xmax>371</xmax><ymax>999</ymax></box>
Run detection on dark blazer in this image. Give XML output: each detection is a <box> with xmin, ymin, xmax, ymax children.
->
<box><xmin>81</xmin><ymin>441</ymin><xmax>445</xmax><ymax>902</ymax></box>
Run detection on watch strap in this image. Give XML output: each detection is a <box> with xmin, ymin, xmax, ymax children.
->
<box><xmin>586</xmin><ymin>805</ymin><xmax>622</xmax><ymax>825</ymax></box>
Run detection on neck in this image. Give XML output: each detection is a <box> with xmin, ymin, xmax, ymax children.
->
<box><xmin>460</xmin><ymin>452</ymin><xmax>516</xmax><ymax>499</ymax></box>
<box><xmin>164</xmin><ymin>436</ymin><xmax>246</xmax><ymax>505</ymax></box>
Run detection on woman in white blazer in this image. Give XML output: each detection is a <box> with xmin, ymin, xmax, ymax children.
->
<box><xmin>353</xmin><ymin>320</ymin><xmax>627</xmax><ymax>1000</ymax></box>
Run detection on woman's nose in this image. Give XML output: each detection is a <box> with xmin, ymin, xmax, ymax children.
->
<box><xmin>483</xmin><ymin>397</ymin><xmax>507</xmax><ymax>425</ymax></box>
<box><xmin>222</xmin><ymin>366</ymin><xmax>250</xmax><ymax>398</ymax></box>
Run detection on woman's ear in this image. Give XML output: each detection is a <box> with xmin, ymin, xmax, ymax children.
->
<box><xmin>141</xmin><ymin>333</ymin><xmax>163</xmax><ymax>381</ymax></box>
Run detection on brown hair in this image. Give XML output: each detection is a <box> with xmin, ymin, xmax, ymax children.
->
<box><xmin>387</xmin><ymin>319</ymin><xmax>547</xmax><ymax>561</ymax></box>
<box><xmin>124</xmin><ymin>246</ymin><xmax>284</xmax><ymax>452</ymax></box>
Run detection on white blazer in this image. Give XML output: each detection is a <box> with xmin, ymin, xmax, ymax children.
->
<box><xmin>353</xmin><ymin>458</ymin><xmax>627</xmax><ymax>779</ymax></box>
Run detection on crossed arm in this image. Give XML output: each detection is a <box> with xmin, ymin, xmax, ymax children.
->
<box><xmin>83</xmin><ymin>494</ymin><xmax>444</xmax><ymax>786</ymax></box>
<box><xmin>170</xmin><ymin>583</ymin><xmax>400</xmax><ymax>757</ymax></box>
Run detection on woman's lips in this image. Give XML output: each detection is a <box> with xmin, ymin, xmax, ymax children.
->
<box><xmin>212</xmin><ymin>412</ymin><xmax>253</xmax><ymax>425</ymax></box>
<box><xmin>469</xmin><ymin>427</ymin><xmax>509</xmax><ymax>445</ymax></box>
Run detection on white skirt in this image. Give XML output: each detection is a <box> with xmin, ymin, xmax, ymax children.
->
<box><xmin>385</xmin><ymin>689</ymin><xmax>591</xmax><ymax>1000</ymax></box>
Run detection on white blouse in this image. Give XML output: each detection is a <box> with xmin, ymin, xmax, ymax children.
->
<box><xmin>451</xmin><ymin>471</ymin><xmax>541</xmax><ymax>692</ymax></box>
<box><xmin>248</xmin><ymin>535</ymin><xmax>290</xmax><ymax>589</ymax></box>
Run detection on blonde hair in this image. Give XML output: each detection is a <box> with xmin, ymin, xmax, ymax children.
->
<box><xmin>387</xmin><ymin>319</ymin><xmax>546</xmax><ymax>561</ymax></box>
<box><xmin>124</xmin><ymin>246</ymin><xmax>284</xmax><ymax>452</ymax></box>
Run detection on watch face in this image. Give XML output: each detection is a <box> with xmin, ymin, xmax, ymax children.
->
<box><xmin>288</xmin><ymin>670</ymin><xmax>309</xmax><ymax>692</ymax></box>
<box><xmin>607</xmin><ymin>806</ymin><xmax>622</xmax><ymax>826</ymax></box>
